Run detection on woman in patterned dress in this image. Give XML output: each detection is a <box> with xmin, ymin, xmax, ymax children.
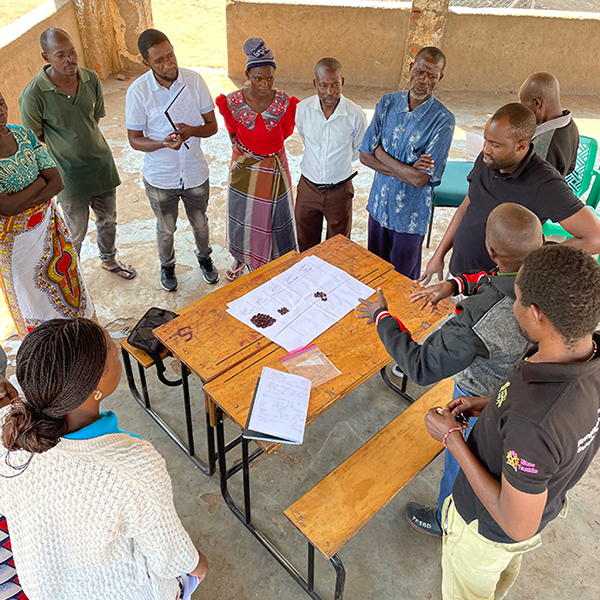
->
<box><xmin>0</xmin><ymin>91</ymin><xmax>95</xmax><ymax>339</ymax></box>
<box><xmin>216</xmin><ymin>38</ymin><xmax>299</xmax><ymax>280</ymax></box>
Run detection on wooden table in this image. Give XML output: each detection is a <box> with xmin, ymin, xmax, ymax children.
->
<box><xmin>151</xmin><ymin>235</ymin><xmax>445</xmax><ymax>475</ymax></box>
<box><xmin>202</xmin><ymin>236</ymin><xmax>454</xmax><ymax>600</ymax></box>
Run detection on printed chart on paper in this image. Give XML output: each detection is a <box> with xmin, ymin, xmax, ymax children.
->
<box><xmin>226</xmin><ymin>256</ymin><xmax>375</xmax><ymax>351</ymax></box>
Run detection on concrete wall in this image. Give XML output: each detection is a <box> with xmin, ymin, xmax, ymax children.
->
<box><xmin>226</xmin><ymin>0</ymin><xmax>600</xmax><ymax>96</ymax></box>
<box><xmin>0</xmin><ymin>0</ymin><xmax>86</xmax><ymax>127</ymax></box>
<box><xmin>227</xmin><ymin>0</ymin><xmax>411</xmax><ymax>88</ymax></box>
<box><xmin>442</xmin><ymin>9</ymin><xmax>600</xmax><ymax>95</ymax></box>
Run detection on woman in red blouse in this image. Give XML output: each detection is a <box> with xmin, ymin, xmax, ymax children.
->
<box><xmin>216</xmin><ymin>38</ymin><xmax>299</xmax><ymax>280</ymax></box>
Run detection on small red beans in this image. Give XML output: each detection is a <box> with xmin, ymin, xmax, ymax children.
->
<box><xmin>251</xmin><ymin>313</ymin><xmax>277</xmax><ymax>328</ymax></box>
<box><xmin>278</xmin><ymin>307</ymin><xmax>289</xmax><ymax>315</ymax></box>
<box><xmin>314</xmin><ymin>291</ymin><xmax>328</xmax><ymax>301</ymax></box>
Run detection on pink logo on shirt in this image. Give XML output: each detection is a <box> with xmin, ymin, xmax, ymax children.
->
<box><xmin>506</xmin><ymin>450</ymin><xmax>538</xmax><ymax>474</ymax></box>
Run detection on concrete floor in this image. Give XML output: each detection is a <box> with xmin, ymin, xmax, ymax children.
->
<box><xmin>2</xmin><ymin>74</ymin><xmax>600</xmax><ymax>599</ymax></box>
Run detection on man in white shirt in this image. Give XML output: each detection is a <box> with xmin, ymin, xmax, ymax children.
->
<box><xmin>125</xmin><ymin>29</ymin><xmax>219</xmax><ymax>291</ymax></box>
<box><xmin>295</xmin><ymin>58</ymin><xmax>367</xmax><ymax>252</ymax></box>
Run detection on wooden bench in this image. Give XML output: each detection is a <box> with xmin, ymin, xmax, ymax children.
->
<box><xmin>284</xmin><ymin>378</ymin><xmax>454</xmax><ymax>599</ymax></box>
<box><xmin>119</xmin><ymin>338</ymin><xmax>217</xmax><ymax>475</ymax></box>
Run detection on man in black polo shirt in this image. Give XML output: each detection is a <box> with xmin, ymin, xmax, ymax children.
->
<box><xmin>425</xmin><ymin>244</ymin><xmax>600</xmax><ymax>599</ymax></box>
<box><xmin>420</xmin><ymin>103</ymin><xmax>600</xmax><ymax>281</ymax></box>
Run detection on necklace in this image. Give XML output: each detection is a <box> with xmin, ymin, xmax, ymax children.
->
<box><xmin>586</xmin><ymin>340</ymin><xmax>597</xmax><ymax>362</ymax></box>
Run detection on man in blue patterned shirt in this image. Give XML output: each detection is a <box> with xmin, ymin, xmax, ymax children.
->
<box><xmin>360</xmin><ymin>47</ymin><xmax>455</xmax><ymax>279</ymax></box>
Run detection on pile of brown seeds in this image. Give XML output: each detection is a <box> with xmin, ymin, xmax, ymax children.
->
<box><xmin>251</xmin><ymin>313</ymin><xmax>276</xmax><ymax>328</ymax></box>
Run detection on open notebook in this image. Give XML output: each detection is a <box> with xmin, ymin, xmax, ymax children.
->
<box><xmin>243</xmin><ymin>367</ymin><xmax>312</xmax><ymax>445</ymax></box>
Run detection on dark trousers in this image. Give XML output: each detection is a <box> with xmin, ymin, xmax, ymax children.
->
<box><xmin>295</xmin><ymin>175</ymin><xmax>353</xmax><ymax>252</ymax></box>
<box><xmin>367</xmin><ymin>215</ymin><xmax>424</xmax><ymax>280</ymax></box>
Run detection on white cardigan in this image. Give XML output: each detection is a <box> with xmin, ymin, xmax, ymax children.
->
<box><xmin>0</xmin><ymin>408</ymin><xmax>198</xmax><ymax>600</ymax></box>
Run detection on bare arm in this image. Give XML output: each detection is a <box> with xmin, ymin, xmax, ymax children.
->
<box><xmin>188</xmin><ymin>551</ymin><xmax>209</xmax><ymax>582</ymax></box>
<box><xmin>127</xmin><ymin>129</ymin><xmax>182</xmax><ymax>153</ymax></box>
<box><xmin>559</xmin><ymin>206</ymin><xmax>600</xmax><ymax>255</ymax></box>
<box><xmin>426</xmin><ymin>409</ymin><xmax>547</xmax><ymax>541</ymax></box>
<box><xmin>0</xmin><ymin>167</ymin><xmax>64</xmax><ymax>217</ymax></box>
<box><xmin>360</xmin><ymin>150</ymin><xmax>395</xmax><ymax>177</ymax></box>
<box><xmin>174</xmin><ymin>110</ymin><xmax>218</xmax><ymax>142</ymax></box>
<box><xmin>373</xmin><ymin>144</ymin><xmax>433</xmax><ymax>188</ymax></box>
<box><xmin>0</xmin><ymin>177</ymin><xmax>46</xmax><ymax>217</ymax></box>
<box><xmin>35</xmin><ymin>167</ymin><xmax>64</xmax><ymax>202</ymax></box>
<box><xmin>418</xmin><ymin>194</ymin><xmax>470</xmax><ymax>284</ymax></box>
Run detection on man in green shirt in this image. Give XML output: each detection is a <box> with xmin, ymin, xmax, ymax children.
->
<box><xmin>19</xmin><ymin>28</ymin><xmax>136</xmax><ymax>280</ymax></box>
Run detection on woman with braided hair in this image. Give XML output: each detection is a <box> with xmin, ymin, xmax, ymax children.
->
<box><xmin>0</xmin><ymin>318</ymin><xmax>208</xmax><ymax>600</ymax></box>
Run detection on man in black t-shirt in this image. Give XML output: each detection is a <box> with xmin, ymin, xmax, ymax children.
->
<box><xmin>424</xmin><ymin>245</ymin><xmax>600</xmax><ymax>600</ymax></box>
<box><xmin>420</xmin><ymin>103</ymin><xmax>600</xmax><ymax>281</ymax></box>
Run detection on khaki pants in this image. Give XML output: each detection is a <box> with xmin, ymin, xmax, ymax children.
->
<box><xmin>441</xmin><ymin>497</ymin><xmax>543</xmax><ymax>600</ymax></box>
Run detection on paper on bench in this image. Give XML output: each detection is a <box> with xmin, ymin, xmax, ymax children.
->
<box><xmin>244</xmin><ymin>367</ymin><xmax>311</xmax><ymax>445</ymax></box>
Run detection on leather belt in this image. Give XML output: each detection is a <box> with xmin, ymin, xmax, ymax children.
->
<box><xmin>305</xmin><ymin>171</ymin><xmax>357</xmax><ymax>192</ymax></box>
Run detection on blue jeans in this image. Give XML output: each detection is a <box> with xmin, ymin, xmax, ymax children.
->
<box><xmin>60</xmin><ymin>188</ymin><xmax>118</xmax><ymax>263</ymax></box>
<box><xmin>436</xmin><ymin>383</ymin><xmax>478</xmax><ymax>524</ymax></box>
<box><xmin>144</xmin><ymin>179</ymin><xmax>212</xmax><ymax>267</ymax></box>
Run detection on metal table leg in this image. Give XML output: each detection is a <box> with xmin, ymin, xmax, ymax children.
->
<box><xmin>121</xmin><ymin>348</ymin><xmax>217</xmax><ymax>475</ymax></box>
<box><xmin>215</xmin><ymin>406</ymin><xmax>346</xmax><ymax>600</ymax></box>
<box><xmin>380</xmin><ymin>365</ymin><xmax>416</xmax><ymax>404</ymax></box>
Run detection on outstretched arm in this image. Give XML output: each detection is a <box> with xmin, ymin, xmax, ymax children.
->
<box><xmin>559</xmin><ymin>206</ymin><xmax>600</xmax><ymax>255</ymax></box>
<box><xmin>418</xmin><ymin>194</ymin><xmax>470</xmax><ymax>284</ymax></box>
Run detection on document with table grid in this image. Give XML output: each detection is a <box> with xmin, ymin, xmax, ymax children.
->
<box><xmin>226</xmin><ymin>256</ymin><xmax>374</xmax><ymax>352</ymax></box>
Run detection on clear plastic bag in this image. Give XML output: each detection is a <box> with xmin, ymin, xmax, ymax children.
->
<box><xmin>279</xmin><ymin>344</ymin><xmax>341</xmax><ymax>389</ymax></box>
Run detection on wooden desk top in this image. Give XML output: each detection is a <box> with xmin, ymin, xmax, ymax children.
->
<box><xmin>203</xmin><ymin>262</ymin><xmax>455</xmax><ymax>433</ymax></box>
<box><xmin>153</xmin><ymin>236</ymin><xmax>395</xmax><ymax>383</ymax></box>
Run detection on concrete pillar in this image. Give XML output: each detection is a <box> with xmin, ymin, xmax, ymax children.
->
<box><xmin>72</xmin><ymin>0</ymin><xmax>153</xmax><ymax>80</ymax></box>
<box><xmin>400</xmin><ymin>0</ymin><xmax>449</xmax><ymax>88</ymax></box>
<box><xmin>108</xmin><ymin>0</ymin><xmax>154</xmax><ymax>72</ymax></box>
<box><xmin>71</xmin><ymin>0</ymin><xmax>119</xmax><ymax>79</ymax></box>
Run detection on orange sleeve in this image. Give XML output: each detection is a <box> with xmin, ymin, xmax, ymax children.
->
<box><xmin>216</xmin><ymin>94</ymin><xmax>238</xmax><ymax>134</ymax></box>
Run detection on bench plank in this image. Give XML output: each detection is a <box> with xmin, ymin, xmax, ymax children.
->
<box><xmin>284</xmin><ymin>378</ymin><xmax>455</xmax><ymax>559</ymax></box>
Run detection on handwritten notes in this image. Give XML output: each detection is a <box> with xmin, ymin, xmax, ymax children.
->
<box><xmin>226</xmin><ymin>256</ymin><xmax>374</xmax><ymax>351</ymax></box>
<box><xmin>244</xmin><ymin>367</ymin><xmax>312</xmax><ymax>445</ymax></box>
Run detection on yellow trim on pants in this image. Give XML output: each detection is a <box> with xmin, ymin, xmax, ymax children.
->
<box><xmin>441</xmin><ymin>496</ymin><xmax>542</xmax><ymax>600</ymax></box>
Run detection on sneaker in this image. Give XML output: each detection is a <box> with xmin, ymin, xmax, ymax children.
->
<box><xmin>198</xmin><ymin>257</ymin><xmax>219</xmax><ymax>284</ymax></box>
<box><xmin>160</xmin><ymin>265</ymin><xmax>178</xmax><ymax>292</ymax></box>
<box><xmin>405</xmin><ymin>502</ymin><xmax>442</xmax><ymax>538</ymax></box>
<box><xmin>391</xmin><ymin>364</ymin><xmax>405</xmax><ymax>380</ymax></box>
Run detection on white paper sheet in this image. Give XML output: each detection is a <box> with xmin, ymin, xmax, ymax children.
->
<box><xmin>164</xmin><ymin>85</ymin><xmax>205</xmax><ymax>127</ymax></box>
<box><xmin>226</xmin><ymin>256</ymin><xmax>375</xmax><ymax>351</ymax></box>
<box><xmin>246</xmin><ymin>367</ymin><xmax>311</xmax><ymax>444</ymax></box>
<box><xmin>466</xmin><ymin>131</ymin><xmax>484</xmax><ymax>159</ymax></box>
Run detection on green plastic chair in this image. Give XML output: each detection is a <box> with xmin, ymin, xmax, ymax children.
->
<box><xmin>426</xmin><ymin>161</ymin><xmax>472</xmax><ymax>247</ymax></box>
<box><xmin>543</xmin><ymin>135</ymin><xmax>599</xmax><ymax>237</ymax></box>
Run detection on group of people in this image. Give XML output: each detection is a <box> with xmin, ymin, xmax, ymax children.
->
<box><xmin>354</xmin><ymin>60</ymin><xmax>600</xmax><ymax>600</ymax></box>
<box><xmin>0</xmin><ymin>20</ymin><xmax>599</xmax><ymax>600</ymax></box>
